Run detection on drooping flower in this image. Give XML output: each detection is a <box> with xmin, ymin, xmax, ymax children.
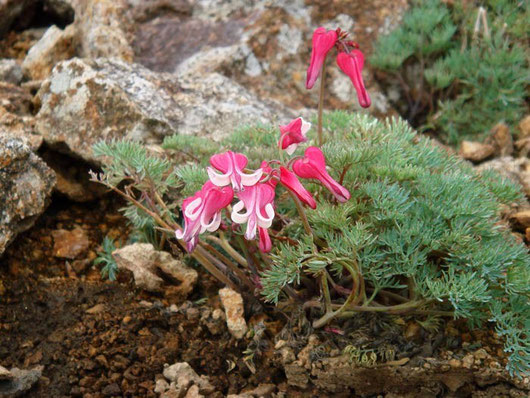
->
<box><xmin>279</xmin><ymin>167</ymin><xmax>316</xmax><ymax>209</ymax></box>
<box><xmin>207</xmin><ymin>151</ymin><xmax>263</xmax><ymax>191</ymax></box>
<box><xmin>306</xmin><ymin>27</ymin><xmax>338</xmax><ymax>89</ymax></box>
<box><xmin>176</xmin><ymin>181</ymin><xmax>234</xmax><ymax>252</ymax></box>
<box><xmin>260</xmin><ymin>161</ymin><xmax>278</xmax><ymax>189</ymax></box>
<box><xmin>336</xmin><ymin>50</ymin><xmax>371</xmax><ymax>108</ymax></box>
<box><xmin>292</xmin><ymin>146</ymin><xmax>350</xmax><ymax>202</ymax></box>
<box><xmin>258</xmin><ymin>227</ymin><xmax>272</xmax><ymax>253</ymax></box>
<box><xmin>279</xmin><ymin>117</ymin><xmax>311</xmax><ymax>155</ymax></box>
<box><xmin>231</xmin><ymin>183</ymin><xmax>275</xmax><ymax>252</ymax></box>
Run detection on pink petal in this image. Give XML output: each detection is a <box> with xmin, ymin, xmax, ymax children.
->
<box><xmin>306</xmin><ymin>27</ymin><xmax>338</xmax><ymax>89</ymax></box>
<box><xmin>279</xmin><ymin>167</ymin><xmax>316</xmax><ymax>209</ymax></box>
<box><xmin>258</xmin><ymin>227</ymin><xmax>272</xmax><ymax>253</ymax></box>
<box><xmin>336</xmin><ymin>51</ymin><xmax>371</xmax><ymax>108</ymax></box>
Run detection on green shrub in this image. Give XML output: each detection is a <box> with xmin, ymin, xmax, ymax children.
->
<box><xmin>92</xmin><ymin>111</ymin><xmax>529</xmax><ymax>376</ymax></box>
<box><xmin>371</xmin><ymin>0</ymin><xmax>529</xmax><ymax>145</ymax></box>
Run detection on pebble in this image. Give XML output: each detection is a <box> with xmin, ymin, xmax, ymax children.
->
<box><xmin>51</xmin><ymin>227</ymin><xmax>90</xmax><ymax>259</ymax></box>
<box><xmin>218</xmin><ymin>287</ymin><xmax>248</xmax><ymax>340</ymax></box>
<box><xmin>448</xmin><ymin>359</ymin><xmax>461</xmax><ymax>368</ymax></box>
<box><xmin>462</xmin><ymin>354</ymin><xmax>474</xmax><ymax>369</ymax></box>
<box><xmin>459</xmin><ymin>140</ymin><xmax>495</xmax><ymax>162</ymax></box>
<box><xmin>85</xmin><ymin>304</ymin><xmax>106</xmax><ymax>314</ymax></box>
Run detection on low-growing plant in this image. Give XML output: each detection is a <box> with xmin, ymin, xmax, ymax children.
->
<box><xmin>91</xmin><ymin>26</ymin><xmax>529</xmax><ymax>376</ymax></box>
<box><xmin>370</xmin><ymin>0</ymin><xmax>529</xmax><ymax>145</ymax></box>
<box><xmin>95</xmin><ymin>236</ymin><xmax>119</xmax><ymax>281</ymax></box>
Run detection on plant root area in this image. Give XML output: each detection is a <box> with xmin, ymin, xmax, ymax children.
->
<box><xmin>0</xmin><ymin>198</ymin><xmax>529</xmax><ymax>397</ymax></box>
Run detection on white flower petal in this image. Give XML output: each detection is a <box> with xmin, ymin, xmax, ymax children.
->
<box><xmin>257</xmin><ymin>203</ymin><xmax>275</xmax><ymax>228</ymax></box>
<box><xmin>241</xmin><ymin>168</ymin><xmax>263</xmax><ymax>187</ymax></box>
<box><xmin>285</xmin><ymin>143</ymin><xmax>298</xmax><ymax>155</ymax></box>
<box><xmin>184</xmin><ymin>197</ymin><xmax>203</xmax><ymax>220</ymax></box>
<box><xmin>207</xmin><ymin>167</ymin><xmax>231</xmax><ymax>187</ymax></box>
<box><xmin>231</xmin><ymin>200</ymin><xmax>249</xmax><ymax>224</ymax></box>
<box><xmin>300</xmin><ymin>118</ymin><xmax>311</xmax><ymax>137</ymax></box>
<box><xmin>203</xmin><ymin>212</ymin><xmax>222</xmax><ymax>233</ymax></box>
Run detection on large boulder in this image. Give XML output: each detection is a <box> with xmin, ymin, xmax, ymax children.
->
<box><xmin>0</xmin><ymin>137</ymin><xmax>56</xmax><ymax>256</ymax></box>
<box><xmin>35</xmin><ymin>57</ymin><xmax>294</xmax><ymax>164</ymax></box>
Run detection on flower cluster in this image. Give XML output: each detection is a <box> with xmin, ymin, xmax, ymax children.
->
<box><xmin>306</xmin><ymin>27</ymin><xmax>371</xmax><ymax>108</ymax></box>
<box><xmin>176</xmin><ymin>118</ymin><xmax>350</xmax><ymax>253</ymax></box>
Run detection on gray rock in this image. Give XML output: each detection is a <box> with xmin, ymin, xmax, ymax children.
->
<box><xmin>22</xmin><ymin>24</ymin><xmax>75</xmax><ymax>81</ymax></box>
<box><xmin>70</xmin><ymin>0</ymin><xmax>133</xmax><ymax>61</ymax></box>
<box><xmin>0</xmin><ymin>137</ymin><xmax>56</xmax><ymax>257</ymax></box>
<box><xmin>162</xmin><ymin>362</ymin><xmax>214</xmax><ymax>396</ymax></box>
<box><xmin>112</xmin><ymin>243</ymin><xmax>198</xmax><ymax>297</ymax></box>
<box><xmin>35</xmin><ymin>57</ymin><xmax>293</xmax><ymax>164</ymax></box>
<box><xmin>0</xmin><ymin>365</ymin><xmax>43</xmax><ymax>396</ymax></box>
<box><xmin>0</xmin><ymin>59</ymin><xmax>22</xmax><ymax>84</ymax></box>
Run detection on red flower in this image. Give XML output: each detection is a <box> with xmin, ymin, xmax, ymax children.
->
<box><xmin>292</xmin><ymin>147</ymin><xmax>350</xmax><ymax>203</ymax></box>
<box><xmin>336</xmin><ymin>50</ymin><xmax>371</xmax><ymax>108</ymax></box>
<box><xmin>306</xmin><ymin>27</ymin><xmax>338</xmax><ymax>89</ymax></box>
<box><xmin>279</xmin><ymin>167</ymin><xmax>316</xmax><ymax>209</ymax></box>
<box><xmin>176</xmin><ymin>181</ymin><xmax>234</xmax><ymax>252</ymax></box>
<box><xmin>279</xmin><ymin>117</ymin><xmax>311</xmax><ymax>155</ymax></box>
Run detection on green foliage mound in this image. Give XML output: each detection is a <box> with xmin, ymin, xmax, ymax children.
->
<box><xmin>92</xmin><ymin>112</ymin><xmax>530</xmax><ymax>376</ymax></box>
<box><xmin>371</xmin><ymin>0</ymin><xmax>529</xmax><ymax>145</ymax></box>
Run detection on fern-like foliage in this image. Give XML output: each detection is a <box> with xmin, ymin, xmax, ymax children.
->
<box><xmin>371</xmin><ymin>0</ymin><xmax>529</xmax><ymax>145</ymax></box>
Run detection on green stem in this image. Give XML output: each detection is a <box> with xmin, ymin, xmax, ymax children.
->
<box><xmin>317</xmin><ymin>62</ymin><xmax>326</xmax><ymax>147</ymax></box>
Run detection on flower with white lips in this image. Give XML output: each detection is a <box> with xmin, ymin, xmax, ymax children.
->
<box><xmin>231</xmin><ymin>183</ymin><xmax>275</xmax><ymax>252</ymax></box>
<box><xmin>207</xmin><ymin>151</ymin><xmax>263</xmax><ymax>191</ymax></box>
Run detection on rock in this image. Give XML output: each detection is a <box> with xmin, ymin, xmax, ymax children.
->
<box><xmin>0</xmin><ymin>106</ymin><xmax>42</xmax><ymax>151</ymax></box>
<box><xmin>51</xmin><ymin>227</ymin><xmax>90</xmax><ymax>259</ymax></box>
<box><xmin>35</xmin><ymin>57</ymin><xmax>293</xmax><ymax>164</ymax></box>
<box><xmin>0</xmin><ymin>82</ymin><xmax>32</xmax><ymax>115</ymax></box>
<box><xmin>0</xmin><ymin>59</ymin><xmax>22</xmax><ymax>84</ymax></box>
<box><xmin>112</xmin><ymin>243</ymin><xmax>198</xmax><ymax>297</ymax></box>
<box><xmin>70</xmin><ymin>0</ymin><xmax>134</xmax><ymax>61</ymax></box>
<box><xmin>0</xmin><ymin>137</ymin><xmax>56</xmax><ymax>257</ymax></box>
<box><xmin>0</xmin><ymin>365</ymin><xmax>43</xmax><ymax>396</ymax></box>
<box><xmin>477</xmin><ymin>157</ymin><xmax>530</xmax><ymax>197</ymax></box>
<box><xmin>510</xmin><ymin>210</ymin><xmax>530</xmax><ymax>229</ymax></box>
<box><xmin>0</xmin><ymin>365</ymin><xmax>13</xmax><ymax>380</ymax></box>
<box><xmin>162</xmin><ymin>362</ymin><xmax>214</xmax><ymax>396</ymax></box>
<box><xmin>185</xmin><ymin>384</ymin><xmax>204</xmax><ymax>398</ymax></box>
<box><xmin>86</xmin><ymin>303</ymin><xmax>106</xmax><ymax>314</ymax></box>
<box><xmin>486</xmin><ymin>122</ymin><xmax>513</xmax><ymax>156</ymax></box>
<box><xmin>22</xmin><ymin>24</ymin><xmax>75</xmax><ymax>81</ymax></box>
<box><xmin>218</xmin><ymin>287</ymin><xmax>247</xmax><ymax>339</ymax></box>
<box><xmin>102</xmin><ymin>382</ymin><xmax>121</xmax><ymax>396</ymax></box>
<box><xmin>154</xmin><ymin>378</ymin><xmax>170</xmax><ymax>394</ymax></box>
<box><xmin>518</xmin><ymin>115</ymin><xmax>530</xmax><ymax>139</ymax></box>
<box><xmin>515</xmin><ymin>137</ymin><xmax>530</xmax><ymax>157</ymax></box>
<box><xmin>458</xmin><ymin>140</ymin><xmax>495</xmax><ymax>162</ymax></box>
<box><xmin>462</xmin><ymin>354</ymin><xmax>474</xmax><ymax>369</ymax></box>
<box><xmin>0</xmin><ymin>0</ymin><xmax>39</xmax><ymax>38</ymax></box>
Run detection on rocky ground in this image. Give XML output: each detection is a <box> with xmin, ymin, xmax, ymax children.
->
<box><xmin>1</xmin><ymin>0</ymin><xmax>529</xmax><ymax>397</ymax></box>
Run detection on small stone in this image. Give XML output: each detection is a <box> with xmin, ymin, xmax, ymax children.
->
<box><xmin>154</xmin><ymin>378</ymin><xmax>169</xmax><ymax>394</ymax></box>
<box><xmin>218</xmin><ymin>287</ymin><xmax>248</xmax><ymax>339</ymax></box>
<box><xmin>474</xmin><ymin>348</ymin><xmax>488</xmax><ymax>360</ymax></box>
<box><xmin>52</xmin><ymin>227</ymin><xmax>90</xmax><ymax>259</ymax></box>
<box><xmin>0</xmin><ymin>366</ymin><xmax>43</xmax><ymax>396</ymax></box>
<box><xmin>122</xmin><ymin>315</ymin><xmax>132</xmax><ymax>324</ymax></box>
<box><xmin>448</xmin><ymin>359</ymin><xmax>461</xmax><ymax>368</ymax></box>
<box><xmin>112</xmin><ymin>243</ymin><xmax>198</xmax><ymax>296</ymax></box>
<box><xmin>518</xmin><ymin>115</ymin><xmax>530</xmax><ymax>139</ymax></box>
<box><xmin>462</xmin><ymin>354</ymin><xmax>474</xmax><ymax>369</ymax></box>
<box><xmin>102</xmin><ymin>382</ymin><xmax>121</xmax><ymax>396</ymax></box>
<box><xmin>510</xmin><ymin>210</ymin><xmax>530</xmax><ymax>229</ymax></box>
<box><xmin>22</xmin><ymin>24</ymin><xmax>75</xmax><ymax>80</ymax></box>
<box><xmin>486</xmin><ymin>122</ymin><xmax>513</xmax><ymax>156</ymax></box>
<box><xmin>86</xmin><ymin>303</ymin><xmax>106</xmax><ymax>314</ymax></box>
<box><xmin>526</xmin><ymin>227</ymin><xmax>530</xmax><ymax>242</ymax></box>
<box><xmin>0</xmin><ymin>365</ymin><xmax>13</xmax><ymax>380</ymax></box>
<box><xmin>0</xmin><ymin>59</ymin><xmax>22</xmax><ymax>84</ymax></box>
<box><xmin>162</xmin><ymin>362</ymin><xmax>214</xmax><ymax>395</ymax></box>
<box><xmin>404</xmin><ymin>322</ymin><xmax>421</xmax><ymax>341</ymax></box>
<box><xmin>459</xmin><ymin>140</ymin><xmax>495</xmax><ymax>162</ymax></box>
<box><xmin>185</xmin><ymin>384</ymin><xmax>204</xmax><ymax>398</ymax></box>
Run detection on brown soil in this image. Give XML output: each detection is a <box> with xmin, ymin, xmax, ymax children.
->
<box><xmin>1</xmin><ymin>197</ymin><xmax>529</xmax><ymax>397</ymax></box>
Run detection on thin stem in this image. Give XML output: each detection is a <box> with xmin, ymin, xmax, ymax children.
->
<box><xmin>288</xmin><ymin>191</ymin><xmax>313</xmax><ymax>237</ymax></box>
<box><xmin>317</xmin><ymin>62</ymin><xmax>326</xmax><ymax>147</ymax></box>
<box><xmin>207</xmin><ymin>233</ymin><xmax>248</xmax><ymax>268</ymax></box>
<box><xmin>321</xmin><ymin>272</ymin><xmax>333</xmax><ymax>315</ymax></box>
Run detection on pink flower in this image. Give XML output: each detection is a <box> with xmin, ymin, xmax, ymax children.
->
<box><xmin>208</xmin><ymin>151</ymin><xmax>263</xmax><ymax>191</ymax></box>
<box><xmin>292</xmin><ymin>146</ymin><xmax>350</xmax><ymax>202</ymax></box>
<box><xmin>279</xmin><ymin>117</ymin><xmax>311</xmax><ymax>155</ymax></box>
<box><xmin>176</xmin><ymin>181</ymin><xmax>234</xmax><ymax>252</ymax></box>
<box><xmin>258</xmin><ymin>227</ymin><xmax>272</xmax><ymax>253</ymax></box>
<box><xmin>279</xmin><ymin>167</ymin><xmax>316</xmax><ymax>209</ymax></box>
<box><xmin>231</xmin><ymin>183</ymin><xmax>275</xmax><ymax>251</ymax></box>
<box><xmin>260</xmin><ymin>161</ymin><xmax>278</xmax><ymax>188</ymax></box>
<box><xmin>306</xmin><ymin>27</ymin><xmax>338</xmax><ymax>89</ymax></box>
<box><xmin>336</xmin><ymin>50</ymin><xmax>371</xmax><ymax>108</ymax></box>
